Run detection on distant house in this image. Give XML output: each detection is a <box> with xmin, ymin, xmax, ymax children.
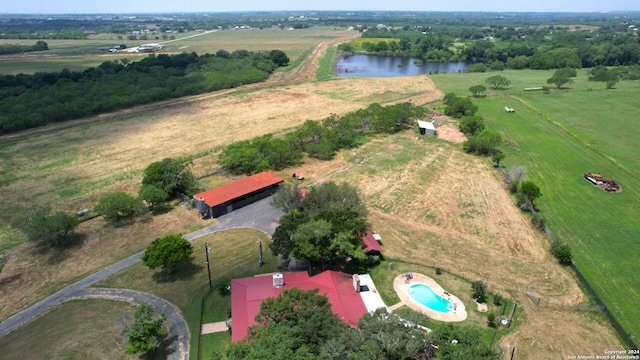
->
<box><xmin>418</xmin><ymin>120</ymin><xmax>436</xmax><ymax>135</ymax></box>
<box><xmin>193</xmin><ymin>171</ymin><xmax>284</xmax><ymax>218</ymax></box>
<box><xmin>231</xmin><ymin>271</ymin><xmax>377</xmax><ymax>342</ymax></box>
<box><xmin>362</xmin><ymin>230</ymin><xmax>382</xmax><ymax>256</ymax></box>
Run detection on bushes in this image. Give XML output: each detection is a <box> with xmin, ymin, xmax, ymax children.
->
<box><xmin>551</xmin><ymin>241</ymin><xmax>573</xmax><ymax>265</ymax></box>
<box><xmin>221</xmin><ymin>102</ymin><xmax>424</xmax><ymax>175</ymax></box>
<box><xmin>471</xmin><ymin>280</ymin><xmax>487</xmax><ymax>303</ymax></box>
<box><xmin>443</xmin><ymin>93</ymin><xmax>478</xmax><ymax>118</ymax></box>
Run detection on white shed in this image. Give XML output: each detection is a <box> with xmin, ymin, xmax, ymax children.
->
<box><xmin>417</xmin><ymin>120</ymin><xmax>436</xmax><ymax>135</ymax></box>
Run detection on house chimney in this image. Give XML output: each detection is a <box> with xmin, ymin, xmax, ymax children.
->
<box><xmin>273</xmin><ymin>273</ymin><xmax>284</xmax><ymax>288</ymax></box>
<box><xmin>352</xmin><ymin>274</ymin><xmax>361</xmax><ymax>293</ymax></box>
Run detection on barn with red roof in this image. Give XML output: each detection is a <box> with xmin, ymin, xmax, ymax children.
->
<box><xmin>230</xmin><ymin>271</ymin><xmax>369</xmax><ymax>342</ymax></box>
<box><xmin>193</xmin><ymin>171</ymin><xmax>284</xmax><ymax>218</ymax></box>
<box><xmin>362</xmin><ymin>230</ymin><xmax>383</xmax><ymax>256</ymax></box>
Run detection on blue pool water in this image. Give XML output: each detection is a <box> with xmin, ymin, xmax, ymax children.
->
<box><xmin>407</xmin><ymin>284</ymin><xmax>452</xmax><ymax>313</ymax></box>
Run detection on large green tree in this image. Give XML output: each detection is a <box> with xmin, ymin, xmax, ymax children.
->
<box><xmin>141</xmin><ymin>234</ymin><xmax>193</xmax><ymax>271</ymax></box>
<box><xmin>443</xmin><ymin>93</ymin><xmax>478</xmax><ymax>118</ymax></box>
<box><xmin>270</xmin><ymin>181</ymin><xmax>368</xmax><ymax>269</ymax></box>
<box><xmin>463</xmin><ymin>130</ymin><xmax>502</xmax><ymax>156</ymax></box>
<box><xmin>122</xmin><ymin>304</ymin><xmax>167</xmax><ymax>355</ymax></box>
<box><xmin>468</xmin><ymin>84</ymin><xmax>487</xmax><ymax>97</ymax></box>
<box><xmin>485</xmin><ymin>75</ymin><xmax>511</xmax><ymax>90</ymax></box>
<box><xmin>13</xmin><ymin>206</ymin><xmax>79</xmax><ymax>246</ymax></box>
<box><xmin>142</xmin><ymin>157</ymin><xmax>198</xmax><ymax>198</ymax></box>
<box><xmin>95</xmin><ymin>192</ymin><xmax>146</xmax><ymax>223</ymax></box>
<box><xmin>547</xmin><ymin>67</ymin><xmax>576</xmax><ymax>88</ymax></box>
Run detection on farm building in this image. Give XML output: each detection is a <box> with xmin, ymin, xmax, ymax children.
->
<box><xmin>231</xmin><ymin>270</ymin><xmax>386</xmax><ymax>342</ymax></box>
<box><xmin>417</xmin><ymin>120</ymin><xmax>436</xmax><ymax>135</ymax></box>
<box><xmin>193</xmin><ymin>171</ymin><xmax>284</xmax><ymax>218</ymax></box>
<box><xmin>362</xmin><ymin>230</ymin><xmax>383</xmax><ymax>256</ymax></box>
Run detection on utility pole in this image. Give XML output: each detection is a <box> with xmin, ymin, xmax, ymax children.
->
<box><xmin>257</xmin><ymin>240</ymin><xmax>264</xmax><ymax>266</ymax></box>
<box><xmin>205</xmin><ymin>243</ymin><xmax>212</xmax><ymax>289</ymax></box>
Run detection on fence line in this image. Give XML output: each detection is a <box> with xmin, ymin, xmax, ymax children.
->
<box><xmin>525</xmin><ymin>287</ymin><xmax>605</xmax><ymax>312</ymax></box>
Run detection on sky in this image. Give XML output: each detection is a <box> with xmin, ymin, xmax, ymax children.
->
<box><xmin>2</xmin><ymin>0</ymin><xmax>640</xmax><ymax>14</ymax></box>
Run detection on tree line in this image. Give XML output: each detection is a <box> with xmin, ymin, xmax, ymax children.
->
<box><xmin>219</xmin><ymin>102</ymin><xmax>426</xmax><ymax>175</ymax></box>
<box><xmin>0</xmin><ymin>41</ymin><xmax>48</xmax><ymax>55</ymax></box>
<box><xmin>0</xmin><ymin>49</ymin><xmax>289</xmax><ymax>134</ymax></box>
<box><xmin>348</xmin><ymin>25</ymin><xmax>640</xmax><ymax>71</ymax></box>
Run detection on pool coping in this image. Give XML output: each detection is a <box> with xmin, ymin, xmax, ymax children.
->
<box><xmin>393</xmin><ymin>273</ymin><xmax>468</xmax><ymax>322</ymax></box>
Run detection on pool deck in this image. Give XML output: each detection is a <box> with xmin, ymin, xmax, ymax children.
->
<box><xmin>393</xmin><ymin>273</ymin><xmax>467</xmax><ymax>322</ymax></box>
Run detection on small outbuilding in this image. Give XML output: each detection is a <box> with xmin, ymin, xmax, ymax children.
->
<box><xmin>362</xmin><ymin>230</ymin><xmax>383</xmax><ymax>256</ymax></box>
<box><xmin>193</xmin><ymin>171</ymin><xmax>284</xmax><ymax>218</ymax></box>
<box><xmin>417</xmin><ymin>120</ymin><xmax>436</xmax><ymax>135</ymax></box>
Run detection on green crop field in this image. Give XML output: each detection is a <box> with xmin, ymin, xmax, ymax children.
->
<box><xmin>431</xmin><ymin>70</ymin><xmax>640</xmax><ymax>344</ymax></box>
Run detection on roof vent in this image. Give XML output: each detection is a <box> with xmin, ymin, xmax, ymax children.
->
<box><xmin>273</xmin><ymin>273</ymin><xmax>284</xmax><ymax>288</ymax></box>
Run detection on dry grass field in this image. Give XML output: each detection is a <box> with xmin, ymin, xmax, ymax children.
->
<box><xmin>0</xmin><ymin>31</ymin><xmax>623</xmax><ymax>359</ymax></box>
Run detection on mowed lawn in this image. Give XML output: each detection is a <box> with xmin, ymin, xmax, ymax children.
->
<box><xmin>431</xmin><ymin>70</ymin><xmax>640</xmax><ymax>342</ymax></box>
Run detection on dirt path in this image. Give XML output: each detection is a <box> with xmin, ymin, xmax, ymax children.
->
<box><xmin>0</xmin><ymin>31</ymin><xmax>358</xmax><ymax>141</ymax></box>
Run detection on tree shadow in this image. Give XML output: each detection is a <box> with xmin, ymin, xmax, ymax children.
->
<box><xmin>151</xmin><ymin>258</ymin><xmax>203</xmax><ymax>283</ymax></box>
<box><xmin>150</xmin><ymin>203</ymin><xmax>173</xmax><ymax>216</ymax></box>
<box><xmin>138</xmin><ymin>336</ymin><xmax>172</xmax><ymax>360</ymax></box>
<box><xmin>0</xmin><ymin>273</ymin><xmax>22</xmax><ymax>287</ymax></box>
<box><xmin>27</xmin><ymin>233</ymin><xmax>87</xmax><ymax>265</ymax></box>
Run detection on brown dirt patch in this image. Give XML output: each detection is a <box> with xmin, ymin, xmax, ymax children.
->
<box><xmin>437</xmin><ymin>124</ymin><xmax>467</xmax><ymax>143</ymax></box>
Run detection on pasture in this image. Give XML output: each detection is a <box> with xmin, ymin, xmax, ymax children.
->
<box><xmin>0</xmin><ymin>27</ymin><xmax>353</xmax><ymax>74</ymax></box>
<box><xmin>431</xmin><ymin>69</ymin><xmax>640</xmax><ymax>344</ymax></box>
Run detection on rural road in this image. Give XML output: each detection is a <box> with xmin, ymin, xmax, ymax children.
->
<box><xmin>0</xmin><ymin>197</ymin><xmax>283</xmax><ymax>358</ymax></box>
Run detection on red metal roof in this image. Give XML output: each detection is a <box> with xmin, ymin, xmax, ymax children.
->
<box><xmin>193</xmin><ymin>171</ymin><xmax>284</xmax><ymax>208</ymax></box>
<box><xmin>362</xmin><ymin>230</ymin><xmax>382</xmax><ymax>254</ymax></box>
<box><xmin>231</xmin><ymin>270</ymin><xmax>368</xmax><ymax>342</ymax></box>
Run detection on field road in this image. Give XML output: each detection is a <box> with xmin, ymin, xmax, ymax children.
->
<box><xmin>0</xmin><ymin>197</ymin><xmax>283</xmax><ymax>358</ymax></box>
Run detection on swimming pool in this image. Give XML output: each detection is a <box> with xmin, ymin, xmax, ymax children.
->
<box><xmin>407</xmin><ymin>284</ymin><xmax>452</xmax><ymax>313</ymax></box>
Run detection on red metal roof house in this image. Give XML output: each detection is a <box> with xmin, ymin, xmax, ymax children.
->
<box><xmin>230</xmin><ymin>270</ymin><xmax>368</xmax><ymax>342</ymax></box>
<box><xmin>193</xmin><ymin>171</ymin><xmax>284</xmax><ymax>218</ymax></box>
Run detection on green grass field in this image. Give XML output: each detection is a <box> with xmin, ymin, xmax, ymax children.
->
<box><xmin>431</xmin><ymin>70</ymin><xmax>640</xmax><ymax>344</ymax></box>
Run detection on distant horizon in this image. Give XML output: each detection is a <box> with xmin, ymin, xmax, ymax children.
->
<box><xmin>3</xmin><ymin>10</ymin><xmax>640</xmax><ymax>15</ymax></box>
<box><xmin>2</xmin><ymin>0</ymin><xmax>640</xmax><ymax>15</ymax></box>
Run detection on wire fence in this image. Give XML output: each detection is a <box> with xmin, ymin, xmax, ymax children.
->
<box><xmin>525</xmin><ymin>287</ymin><xmax>604</xmax><ymax>312</ymax></box>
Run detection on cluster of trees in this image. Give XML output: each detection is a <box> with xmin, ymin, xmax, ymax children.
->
<box><xmin>220</xmin><ymin>102</ymin><xmax>425</xmax><ymax>175</ymax></box>
<box><xmin>270</xmin><ymin>181</ymin><xmax>369</xmax><ymax>271</ymax></box>
<box><xmin>0</xmin><ymin>50</ymin><xmax>289</xmax><ymax>134</ymax></box>
<box><xmin>0</xmin><ymin>41</ymin><xmax>48</xmax><ymax>55</ymax></box>
<box><xmin>226</xmin><ymin>288</ymin><xmax>502</xmax><ymax>359</ymax></box>
<box><xmin>443</xmin><ymin>93</ymin><xmax>478</xmax><ymax>118</ymax></box>
<box><xmin>95</xmin><ymin>157</ymin><xmax>198</xmax><ymax>224</ymax></box>
<box><xmin>588</xmin><ymin>65</ymin><xmax>619</xmax><ymax>88</ymax></box>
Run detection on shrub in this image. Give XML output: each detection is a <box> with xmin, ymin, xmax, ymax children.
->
<box><xmin>487</xmin><ymin>312</ymin><xmax>497</xmax><ymax>328</ymax></box>
<box><xmin>435</xmin><ymin>267</ymin><xmax>442</xmax><ymax>275</ymax></box>
<box><xmin>217</xmin><ymin>281</ymin><xmax>231</xmax><ymax>296</ymax></box>
<box><xmin>493</xmin><ymin>294</ymin><xmax>503</xmax><ymax>306</ymax></box>
<box><xmin>471</xmin><ymin>280</ymin><xmax>487</xmax><ymax>303</ymax></box>
<box><xmin>551</xmin><ymin>241</ymin><xmax>572</xmax><ymax>265</ymax></box>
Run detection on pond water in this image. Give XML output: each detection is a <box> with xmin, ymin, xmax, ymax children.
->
<box><xmin>335</xmin><ymin>54</ymin><xmax>468</xmax><ymax>77</ymax></box>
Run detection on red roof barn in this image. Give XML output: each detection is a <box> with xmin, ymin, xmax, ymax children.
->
<box><xmin>362</xmin><ymin>230</ymin><xmax>382</xmax><ymax>255</ymax></box>
<box><xmin>193</xmin><ymin>171</ymin><xmax>284</xmax><ymax>218</ymax></box>
<box><xmin>230</xmin><ymin>271</ymin><xmax>368</xmax><ymax>342</ymax></box>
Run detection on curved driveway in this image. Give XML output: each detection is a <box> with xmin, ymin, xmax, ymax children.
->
<box><xmin>0</xmin><ymin>197</ymin><xmax>283</xmax><ymax>358</ymax></box>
